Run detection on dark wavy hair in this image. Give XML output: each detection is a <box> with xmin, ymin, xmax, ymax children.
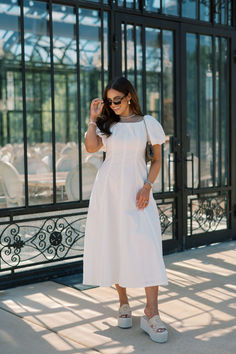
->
<box><xmin>96</xmin><ymin>77</ymin><xmax>143</xmax><ymax>136</ymax></box>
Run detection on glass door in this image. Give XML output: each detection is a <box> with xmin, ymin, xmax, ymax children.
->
<box><xmin>114</xmin><ymin>15</ymin><xmax>233</xmax><ymax>252</ymax></box>
<box><xmin>114</xmin><ymin>14</ymin><xmax>181</xmax><ymax>253</ymax></box>
<box><xmin>183</xmin><ymin>25</ymin><xmax>232</xmax><ymax>248</ymax></box>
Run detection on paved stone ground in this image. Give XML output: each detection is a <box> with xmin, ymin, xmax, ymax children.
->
<box><xmin>0</xmin><ymin>240</ymin><xmax>235</xmax><ymax>354</ymax></box>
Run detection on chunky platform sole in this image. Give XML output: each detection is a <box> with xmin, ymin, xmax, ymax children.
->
<box><xmin>140</xmin><ymin>315</ymin><xmax>168</xmax><ymax>343</ymax></box>
<box><xmin>118</xmin><ymin>316</ymin><xmax>132</xmax><ymax>328</ymax></box>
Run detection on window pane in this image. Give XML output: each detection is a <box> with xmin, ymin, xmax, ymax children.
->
<box><xmin>121</xmin><ymin>24</ymin><xmax>143</xmax><ymax>106</ymax></box>
<box><xmin>221</xmin><ymin>0</ymin><xmax>227</xmax><ymax>25</ymax></box>
<box><xmin>163</xmin><ymin>30</ymin><xmax>174</xmax><ymax>192</ymax></box>
<box><xmin>200</xmin><ymin>0</ymin><xmax>210</xmax><ymax>21</ymax></box>
<box><xmin>221</xmin><ymin>38</ymin><xmax>228</xmax><ymax>185</ymax></box>
<box><xmin>136</xmin><ymin>26</ymin><xmax>143</xmax><ymax>109</ymax></box>
<box><xmin>162</xmin><ymin>0</ymin><xmax>178</xmax><ymax>16</ymax></box>
<box><xmin>145</xmin><ymin>0</ymin><xmax>161</xmax><ymax>12</ymax></box>
<box><xmin>186</xmin><ymin>33</ymin><xmax>199</xmax><ymax>189</ymax></box>
<box><xmin>52</xmin><ymin>4</ymin><xmax>78</xmax><ymax>203</ymax></box>
<box><xmin>215</xmin><ymin>37</ymin><xmax>221</xmax><ymax>186</ymax></box>
<box><xmin>24</xmin><ymin>0</ymin><xmax>53</xmax><ymax>205</ymax></box>
<box><xmin>79</xmin><ymin>9</ymin><xmax>108</xmax><ymax>200</ymax></box>
<box><xmin>0</xmin><ymin>0</ymin><xmax>25</xmax><ymax>208</ymax></box>
<box><xmin>146</xmin><ymin>28</ymin><xmax>161</xmax><ymax>117</ymax></box>
<box><xmin>127</xmin><ymin>25</ymin><xmax>135</xmax><ymax>84</ymax></box>
<box><xmin>228</xmin><ymin>0</ymin><xmax>231</xmax><ymax>25</ymax></box>
<box><xmin>182</xmin><ymin>0</ymin><xmax>197</xmax><ymax>19</ymax></box>
<box><xmin>145</xmin><ymin>28</ymin><xmax>162</xmax><ymax>192</ymax></box>
<box><xmin>215</xmin><ymin>1</ymin><xmax>220</xmax><ymax>23</ymax></box>
<box><xmin>200</xmin><ymin>35</ymin><xmax>213</xmax><ymax>187</ymax></box>
<box><xmin>118</xmin><ymin>0</ymin><xmax>139</xmax><ymax>8</ymax></box>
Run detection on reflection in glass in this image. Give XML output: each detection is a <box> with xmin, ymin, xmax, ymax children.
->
<box><xmin>228</xmin><ymin>0</ymin><xmax>231</xmax><ymax>25</ymax></box>
<box><xmin>145</xmin><ymin>0</ymin><xmax>161</xmax><ymax>12</ymax></box>
<box><xmin>186</xmin><ymin>33</ymin><xmax>199</xmax><ymax>189</ymax></box>
<box><xmin>80</xmin><ymin>9</ymin><xmax>109</xmax><ymax>199</ymax></box>
<box><xmin>118</xmin><ymin>0</ymin><xmax>139</xmax><ymax>8</ymax></box>
<box><xmin>163</xmin><ymin>30</ymin><xmax>174</xmax><ymax>191</ymax></box>
<box><xmin>52</xmin><ymin>4</ymin><xmax>78</xmax><ymax>202</ymax></box>
<box><xmin>215</xmin><ymin>37</ymin><xmax>220</xmax><ymax>186</ymax></box>
<box><xmin>182</xmin><ymin>0</ymin><xmax>197</xmax><ymax>19</ymax></box>
<box><xmin>162</xmin><ymin>0</ymin><xmax>178</xmax><ymax>16</ymax></box>
<box><xmin>200</xmin><ymin>0</ymin><xmax>210</xmax><ymax>21</ymax></box>
<box><xmin>186</xmin><ymin>34</ymin><xmax>229</xmax><ymax>190</ymax></box>
<box><xmin>200</xmin><ymin>35</ymin><xmax>213</xmax><ymax>187</ymax></box>
<box><xmin>221</xmin><ymin>38</ymin><xmax>228</xmax><ymax>185</ymax></box>
<box><xmin>145</xmin><ymin>27</ymin><xmax>162</xmax><ymax>193</ymax></box>
<box><xmin>221</xmin><ymin>0</ymin><xmax>227</xmax><ymax>25</ymax></box>
<box><xmin>145</xmin><ymin>28</ymin><xmax>175</xmax><ymax>193</ymax></box>
<box><xmin>0</xmin><ymin>0</ymin><xmax>25</xmax><ymax>207</ymax></box>
<box><xmin>24</xmin><ymin>0</ymin><xmax>53</xmax><ymax>205</ymax></box>
<box><xmin>215</xmin><ymin>1</ymin><xmax>220</xmax><ymax>23</ymax></box>
<box><xmin>126</xmin><ymin>25</ymin><xmax>135</xmax><ymax>84</ymax></box>
<box><xmin>121</xmin><ymin>24</ymin><xmax>143</xmax><ymax>107</ymax></box>
<box><xmin>136</xmin><ymin>27</ymin><xmax>143</xmax><ymax>109</ymax></box>
<box><xmin>146</xmin><ymin>28</ymin><xmax>161</xmax><ymax>118</ymax></box>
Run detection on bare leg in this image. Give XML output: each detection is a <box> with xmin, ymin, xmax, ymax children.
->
<box><xmin>144</xmin><ymin>286</ymin><xmax>159</xmax><ymax>319</ymax></box>
<box><xmin>115</xmin><ymin>284</ymin><xmax>132</xmax><ymax>327</ymax></box>
<box><xmin>144</xmin><ymin>286</ymin><xmax>166</xmax><ymax>333</ymax></box>
<box><xmin>115</xmin><ymin>283</ymin><xmax>129</xmax><ymax>307</ymax></box>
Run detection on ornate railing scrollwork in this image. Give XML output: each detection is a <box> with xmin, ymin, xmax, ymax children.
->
<box><xmin>188</xmin><ymin>194</ymin><xmax>228</xmax><ymax>235</ymax></box>
<box><xmin>0</xmin><ymin>216</ymin><xmax>86</xmax><ymax>271</ymax></box>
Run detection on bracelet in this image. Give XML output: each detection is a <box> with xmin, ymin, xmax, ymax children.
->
<box><xmin>88</xmin><ymin>121</ymin><xmax>96</xmax><ymax>127</ymax></box>
<box><xmin>144</xmin><ymin>179</ymin><xmax>153</xmax><ymax>188</ymax></box>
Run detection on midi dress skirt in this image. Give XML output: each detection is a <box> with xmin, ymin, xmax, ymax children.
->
<box><xmin>83</xmin><ymin>115</ymin><xmax>168</xmax><ymax>288</ymax></box>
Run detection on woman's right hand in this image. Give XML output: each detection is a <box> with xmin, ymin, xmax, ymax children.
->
<box><xmin>90</xmin><ymin>98</ymin><xmax>104</xmax><ymax>121</ymax></box>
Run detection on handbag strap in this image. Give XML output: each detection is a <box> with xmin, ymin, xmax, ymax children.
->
<box><xmin>143</xmin><ymin>116</ymin><xmax>151</xmax><ymax>143</ymax></box>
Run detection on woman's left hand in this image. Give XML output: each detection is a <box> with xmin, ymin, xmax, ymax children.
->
<box><xmin>136</xmin><ymin>186</ymin><xmax>151</xmax><ymax>210</ymax></box>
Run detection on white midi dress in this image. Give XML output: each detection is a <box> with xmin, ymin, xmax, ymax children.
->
<box><xmin>83</xmin><ymin>115</ymin><xmax>168</xmax><ymax>288</ymax></box>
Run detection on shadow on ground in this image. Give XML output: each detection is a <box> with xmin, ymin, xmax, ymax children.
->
<box><xmin>0</xmin><ymin>241</ymin><xmax>235</xmax><ymax>354</ymax></box>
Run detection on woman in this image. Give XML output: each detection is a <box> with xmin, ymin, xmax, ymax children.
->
<box><xmin>83</xmin><ymin>77</ymin><xmax>168</xmax><ymax>343</ymax></box>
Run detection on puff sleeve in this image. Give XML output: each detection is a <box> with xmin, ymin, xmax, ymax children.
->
<box><xmin>84</xmin><ymin>126</ymin><xmax>106</xmax><ymax>152</ymax></box>
<box><xmin>95</xmin><ymin>126</ymin><xmax>107</xmax><ymax>152</ymax></box>
<box><xmin>144</xmin><ymin>115</ymin><xmax>166</xmax><ymax>145</ymax></box>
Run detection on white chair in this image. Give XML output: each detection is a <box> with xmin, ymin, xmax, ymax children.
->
<box><xmin>61</xmin><ymin>142</ymin><xmax>77</xmax><ymax>155</ymax></box>
<box><xmin>65</xmin><ymin>166</ymin><xmax>80</xmax><ymax>200</ymax></box>
<box><xmin>56</xmin><ymin>155</ymin><xmax>78</xmax><ymax>172</ymax></box>
<box><xmin>42</xmin><ymin>155</ymin><xmax>53</xmax><ymax>171</ymax></box>
<box><xmin>82</xmin><ymin>162</ymin><xmax>98</xmax><ymax>200</ymax></box>
<box><xmin>13</xmin><ymin>154</ymin><xmax>25</xmax><ymax>174</ymax></box>
<box><xmin>0</xmin><ymin>175</ymin><xmax>7</xmax><ymax>207</ymax></box>
<box><xmin>28</xmin><ymin>158</ymin><xmax>50</xmax><ymax>175</ymax></box>
<box><xmin>65</xmin><ymin>162</ymin><xmax>98</xmax><ymax>201</ymax></box>
<box><xmin>0</xmin><ymin>161</ymin><xmax>24</xmax><ymax>207</ymax></box>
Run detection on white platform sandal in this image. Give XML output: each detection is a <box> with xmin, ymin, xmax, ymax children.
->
<box><xmin>118</xmin><ymin>304</ymin><xmax>132</xmax><ymax>328</ymax></box>
<box><xmin>140</xmin><ymin>315</ymin><xmax>168</xmax><ymax>343</ymax></box>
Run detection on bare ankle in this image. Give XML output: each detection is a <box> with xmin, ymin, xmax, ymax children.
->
<box><xmin>120</xmin><ymin>299</ymin><xmax>129</xmax><ymax>307</ymax></box>
<box><xmin>144</xmin><ymin>306</ymin><xmax>159</xmax><ymax>319</ymax></box>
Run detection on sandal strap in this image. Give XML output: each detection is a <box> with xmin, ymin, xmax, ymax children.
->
<box><xmin>119</xmin><ymin>304</ymin><xmax>131</xmax><ymax>316</ymax></box>
<box><xmin>148</xmin><ymin>315</ymin><xmax>167</xmax><ymax>330</ymax></box>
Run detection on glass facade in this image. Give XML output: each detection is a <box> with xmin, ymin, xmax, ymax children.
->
<box><xmin>0</xmin><ymin>0</ymin><xmax>234</xmax><ymax>270</ymax></box>
<box><xmin>121</xmin><ymin>25</ymin><xmax>175</xmax><ymax>193</ymax></box>
<box><xmin>144</xmin><ymin>0</ymin><xmax>232</xmax><ymax>25</ymax></box>
<box><xmin>0</xmin><ymin>0</ymin><xmax>109</xmax><ymax>207</ymax></box>
<box><xmin>186</xmin><ymin>33</ymin><xmax>229</xmax><ymax>189</ymax></box>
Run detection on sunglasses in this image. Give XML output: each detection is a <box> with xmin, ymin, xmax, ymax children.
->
<box><xmin>104</xmin><ymin>94</ymin><xmax>127</xmax><ymax>106</ymax></box>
